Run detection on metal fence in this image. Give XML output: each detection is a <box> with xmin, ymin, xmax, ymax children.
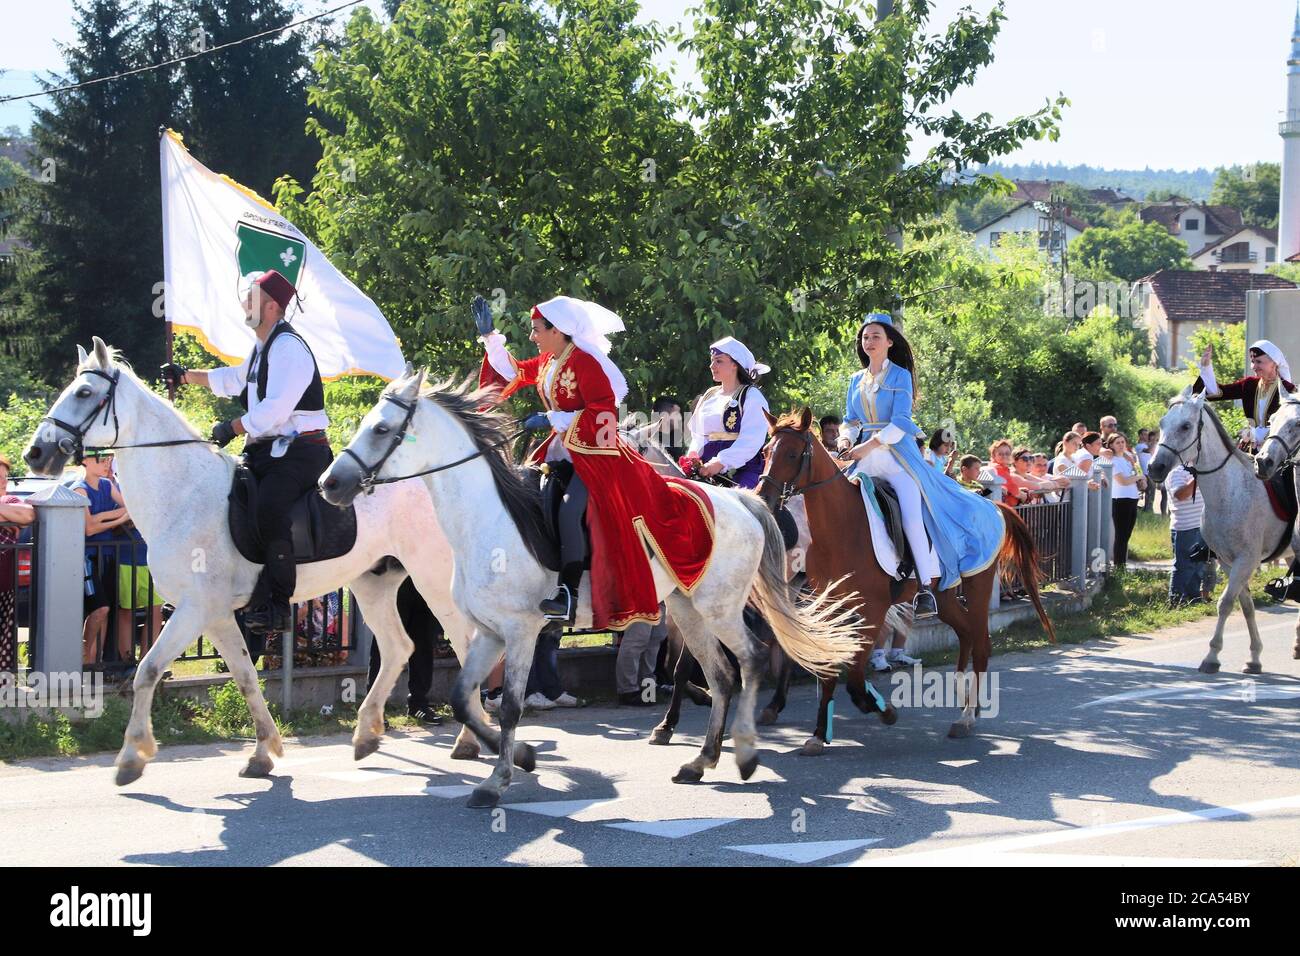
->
<box><xmin>1017</xmin><ymin>492</ymin><xmax>1075</xmax><ymax>584</ymax></box>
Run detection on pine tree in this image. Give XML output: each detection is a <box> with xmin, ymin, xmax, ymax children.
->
<box><xmin>180</xmin><ymin>0</ymin><xmax>319</xmax><ymax>198</ymax></box>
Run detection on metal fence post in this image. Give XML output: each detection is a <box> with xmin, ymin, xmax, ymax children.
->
<box><xmin>1086</xmin><ymin>465</ymin><xmax>1101</xmax><ymax>572</ymax></box>
<box><xmin>1067</xmin><ymin>466</ymin><xmax>1090</xmax><ymax>592</ymax></box>
<box><xmin>281</xmin><ymin>622</ymin><xmax>293</xmax><ymax>714</ymax></box>
<box><xmin>1095</xmin><ymin>458</ymin><xmax>1114</xmax><ymax>571</ymax></box>
<box><xmin>28</xmin><ymin>484</ymin><xmax>88</xmax><ymax>676</ymax></box>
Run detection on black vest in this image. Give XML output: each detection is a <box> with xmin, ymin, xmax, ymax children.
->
<box><xmin>238</xmin><ymin>321</ymin><xmax>325</xmax><ymax>413</ymax></box>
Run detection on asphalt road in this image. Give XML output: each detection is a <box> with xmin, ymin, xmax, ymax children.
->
<box><xmin>3</xmin><ymin>605</ymin><xmax>1298</xmax><ymax>867</ymax></box>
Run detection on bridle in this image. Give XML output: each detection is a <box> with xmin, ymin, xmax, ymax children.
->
<box><xmin>1154</xmin><ymin>401</ymin><xmax>1234</xmax><ymax>477</ymax></box>
<box><xmin>1257</xmin><ymin>416</ymin><xmax>1300</xmax><ymax>467</ymax></box>
<box><xmin>757</xmin><ymin>427</ymin><xmax>848</xmax><ymax>505</ymax></box>
<box><xmin>339</xmin><ymin>392</ymin><xmax>517</xmax><ymax>491</ymax></box>
<box><xmin>41</xmin><ymin>368</ymin><xmax>213</xmax><ymax>459</ymax></box>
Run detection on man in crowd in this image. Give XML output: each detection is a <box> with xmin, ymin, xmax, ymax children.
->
<box><xmin>1165</xmin><ymin>464</ymin><xmax>1214</xmax><ymax>605</ymax></box>
<box><xmin>819</xmin><ymin>415</ymin><xmax>842</xmax><ymax>453</ymax></box>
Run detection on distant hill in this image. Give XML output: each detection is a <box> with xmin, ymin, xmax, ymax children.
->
<box><xmin>0</xmin><ymin>70</ymin><xmax>41</xmax><ymax>135</ymax></box>
<box><xmin>975</xmin><ymin>161</ymin><xmax>1217</xmax><ymax>201</ymax></box>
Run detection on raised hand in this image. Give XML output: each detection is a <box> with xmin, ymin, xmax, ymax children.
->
<box><xmin>471</xmin><ymin>295</ymin><xmax>495</xmax><ymax>337</ymax></box>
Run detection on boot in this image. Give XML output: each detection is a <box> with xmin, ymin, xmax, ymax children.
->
<box><xmin>245</xmin><ymin>539</ymin><xmax>295</xmax><ymax>634</ymax></box>
<box><xmin>540</xmin><ymin>562</ymin><xmax>583</xmax><ymax>622</ymax></box>
<box><xmin>912</xmin><ymin>584</ymin><xmax>938</xmax><ymax>617</ymax></box>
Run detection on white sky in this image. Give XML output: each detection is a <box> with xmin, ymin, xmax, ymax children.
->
<box><xmin>0</xmin><ymin>0</ymin><xmax>1295</xmax><ymax>170</ymax></box>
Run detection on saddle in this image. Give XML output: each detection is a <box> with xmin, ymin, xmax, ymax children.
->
<box><xmin>1263</xmin><ymin>464</ymin><xmax>1298</xmax><ymax>562</ymax></box>
<box><xmin>228</xmin><ymin>464</ymin><xmax>357</xmax><ymax>565</ymax></box>
<box><xmin>871</xmin><ymin>480</ymin><xmax>917</xmax><ymax>583</ymax></box>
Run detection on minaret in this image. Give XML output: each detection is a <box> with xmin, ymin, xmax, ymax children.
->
<box><xmin>1279</xmin><ymin>4</ymin><xmax>1300</xmax><ymax>261</ymax></box>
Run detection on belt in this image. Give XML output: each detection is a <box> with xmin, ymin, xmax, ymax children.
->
<box><xmin>247</xmin><ymin>429</ymin><xmax>329</xmax><ymax>449</ymax></box>
<box><xmin>705</xmin><ymin>432</ymin><xmax>740</xmax><ymax>441</ymax></box>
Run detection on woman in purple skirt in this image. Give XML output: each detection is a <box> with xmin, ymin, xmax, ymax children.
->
<box><xmin>682</xmin><ymin>336</ymin><xmax>771</xmax><ymax>489</ymax></box>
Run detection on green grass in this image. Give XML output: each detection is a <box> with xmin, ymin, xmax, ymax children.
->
<box><xmin>1127</xmin><ymin>509</ymin><xmax>1173</xmax><ymax>562</ymax></box>
<box><xmin>0</xmin><ymin>677</ymin><xmax>446</xmax><ymax>763</ymax></box>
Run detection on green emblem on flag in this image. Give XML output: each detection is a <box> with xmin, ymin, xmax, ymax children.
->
<box><xmin>235</xmin><ymin>221</ymin><xmax>305</xmax><ymax>296</ymax></box>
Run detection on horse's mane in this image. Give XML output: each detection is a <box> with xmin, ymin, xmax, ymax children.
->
<box><xmin>84</xmin><ymin>350</ymin><xmax>205</xmax><ymax>442</ymax></box>
<box><xmin>415</xmin><ymin>377</ymin><xmax>554</xmax><ymax>567</ymax></box>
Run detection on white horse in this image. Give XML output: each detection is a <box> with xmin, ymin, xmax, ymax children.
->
<box><xmin>22</xmin><ymin>338</ymin><xmax>497</xmax><ymax>783</ymax></box>
<box><xmin>1146</xmin><ymin>386</ymin><xmax>1289</xmax><ymax>675</ymax></box>
<box><xmin>319</xmin><ymin>372</ymin><xmax>861</xmax><ymax>808</ymax></box>
<box><xmin>1243</xmin><ymin>388</ymin><xmax>1300</xmax><ymax>664</ymax></box>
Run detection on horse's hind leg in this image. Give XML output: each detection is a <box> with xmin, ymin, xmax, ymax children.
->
<box><xmin>114</xmin><ymin>601</ymin><xmax>204</xmax><ymax>785</ymax></box>
<box><xmin>650</xmin><ymin>620</ymin><xmax>691</xmax><ymax>745</ymax></box>
<box><xmin>710</xmin><ymin>610</ymin><xmax>764</xmax><ymax>780</ymax></box>
<box><xmin>759</xmin><ymin>643</ymin><xmax>791</xmax><ymax>726</ymax></box>
<box><xmin>347</xmin><ymin>573</ymin><xmax>414</xmax><ymax>761</ymax></box>
<box><xmin>1201</xmin><ymin>559</ymin><xmax>1253</xmax><ymax>674</ymax></box>
<box><xmin>1293</xmin><ymin>607</ymin><xmax>1300</xmax><ymax>660</ymax></box>
<box><xmin>666</xmin><ymin>596</ymin><xmax>734</xmax><ymax>783</ymax></box>
<box><xmin>204</xmin><ymin>615</ymin><xmax>285</xmax><ymax>778</ymax></box>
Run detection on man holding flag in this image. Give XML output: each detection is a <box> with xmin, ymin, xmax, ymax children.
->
<box><xmin>161</xmin><ymin>269</ymin><xmax>330</xmax><ymax>634</ymax></box>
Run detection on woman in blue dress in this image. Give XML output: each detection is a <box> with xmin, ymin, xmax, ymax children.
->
<box><xmin>836</xmin><ymin>313</ymin><xmax>1005</xmax><ymax>600</ymax></box>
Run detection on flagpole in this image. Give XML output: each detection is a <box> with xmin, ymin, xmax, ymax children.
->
<box><xmin>159</xmin><ymin>126</ymin><xmax>176</xmax><ymax>402</ymax></box>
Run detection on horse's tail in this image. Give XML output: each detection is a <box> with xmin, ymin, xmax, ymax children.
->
<box><xmin>736</xmin><ymin>494</ymin><xmax>862</xmax><ymax>677</ymax></box>
<box><xmin>997</xmin><ymin>503</ymin><xmax>1056</xmax><ymax>644</ymax></box>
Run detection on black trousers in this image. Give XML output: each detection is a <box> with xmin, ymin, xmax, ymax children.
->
<box><xmin>367</xmin><ymin>577</ymin><xmax>439</xmax><ymax>707</ymax></box>
<box><xmin>245</xmin><ymin>438</ymin><xmax>333</xmax><ymax>601</ymax></box>
<box><xmin>1112</xmin><ymin>498</ymin><xmax>1139</xmax><ymax>567</ymax></box>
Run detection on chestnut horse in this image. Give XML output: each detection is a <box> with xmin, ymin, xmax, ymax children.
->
<box><xmin>758</xmin><ymin>409</ymin><xmax>1056</xmax><ymax>747</ymax></box>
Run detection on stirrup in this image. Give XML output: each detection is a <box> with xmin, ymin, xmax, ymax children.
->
<box><xmin>539</xmin><ymin>584</ymin><xmax>576</xmax><ymax>622</ymax></box>
<box><xmin>912</xmin><ymin>586</ymin><xmax>938</xmax><ymax>617</ymax></box>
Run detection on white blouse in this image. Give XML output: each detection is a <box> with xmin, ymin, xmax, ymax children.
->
<box><xmin>687</xmin><ymin>386</ymin><xmax>770</xmax><ymax>470</ymax></box>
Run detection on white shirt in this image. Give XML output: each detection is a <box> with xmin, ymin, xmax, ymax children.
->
<box><xmin>1165</xmin><ymin>465</ymin><xmax>1203</xmax><ymax>531</ymax></box>
<box><xmin>207</xmin><ymin>325</ymin><xmax>328</xmax><ymax>442</ymax></box>
<box><xmin>1134</xmin><ymin>442</ymin><xmax>1152</xmax><ymax>472</ymax></box>
<box><xmin>1109</xmin><ymin>456</ymin><xmax>1140</xmax><ymax>499</ymax></box>
<box><xmin>687</xmin><ymin>386</ymin><xmax>770</xmax><ymax>470</ymax></box>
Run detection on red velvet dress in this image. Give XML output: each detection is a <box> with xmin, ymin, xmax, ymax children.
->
<box><xmin>480</xmin><ymin>343</ymin><xmax>715</xmax><ymax>629</ymax></box>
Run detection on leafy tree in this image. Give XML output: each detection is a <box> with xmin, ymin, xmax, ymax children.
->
<box><xmin>1069</xmin><ymin>220</ymin><xmax>1192</xmax><ymax>283</ymax></box>
<box><xmin>1210</xmin><ymin>163</ymin><xmax>1279</xmax><ymax>228</ymax></box>
<box><xmin>1187</xmin><ymin>322</ymin><xmax>1248</xmax><ymax>439</ymax></box>
<box><xmin>279</xmin><ymin>0</ymin><xmax>1064</xmax><ymax>411</ymax></box>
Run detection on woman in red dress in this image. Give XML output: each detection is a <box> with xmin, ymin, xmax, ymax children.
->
<box><xmin>476</xmin><ymin>296</ymin><xmax>713</xmax><ymax>629</ymax></box>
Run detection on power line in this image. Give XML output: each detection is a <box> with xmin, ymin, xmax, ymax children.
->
<box><xmin>0</xmin><ymin>0</ymin><xmax>366</xmax><ymax>106</ymax></box>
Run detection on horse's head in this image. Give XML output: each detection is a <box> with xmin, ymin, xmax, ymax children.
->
<box><xmin>24</xmin><ymin>337</ymin><xmax>126</xmax><ymax>476</ymax></box>
<box><xmin>756</xmin><ymin>406</ymin><xmax>816</xmax><ymax>514</ymax></box>
<box><xmin>1147</xmin><ymin>384</ymin><xmax>1206</xmax><ymax>484</ymax></box>
<box><xmin>320</xmin><ymin>363</ymin><xmax>426</xmax><ymax>507</ymax></box>
<box><xmin>1255</xmin><ymin>385</ymin><xmax>1300</xmax><ymax>480</ymax></box>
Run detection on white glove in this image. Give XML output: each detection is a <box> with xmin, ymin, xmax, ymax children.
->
<box><xmin>547</xmin><ymin>410</ymin><xmax>576</xmax><ymax>432</ymax></box>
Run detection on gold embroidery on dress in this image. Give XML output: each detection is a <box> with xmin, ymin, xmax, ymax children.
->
<box><xmin>557</xmin><ymin>367</ymin><xmax>577</xmax><ymax>397</ymax></box>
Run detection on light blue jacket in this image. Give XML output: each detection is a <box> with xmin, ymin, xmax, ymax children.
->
<box><xmin>845</xmin><ymin>363</ymin><xmax>1005</xmax><ymax>590</ymax></box>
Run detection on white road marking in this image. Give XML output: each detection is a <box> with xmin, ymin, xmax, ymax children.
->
<box><xmin>606</xmin><ymin>818</ymin><xmax>740</xmax><ymax>839</ymax></box>
<box><xmin>844</xmin><ymin>794</ymin><xmax>1300</xmax><ymax>866</ymax></box>
<box><xmin>424</xmin><ymin>784</ymin><xmax>477</xmax><ymax>799</ymax></box>
<box><xmin>726</xmin><ymin>838</ymin><xmax>881</xmax><ymax>863</ymax></box>
<box><xmin>504</xmin><ymin>798</ymin><xmax>623</xmax><ymax>820</ymax></box>
<box><xmin>1079</xmin><ymin>680</ymin><xmax>1300</xmax><ymax>708</ymax></box>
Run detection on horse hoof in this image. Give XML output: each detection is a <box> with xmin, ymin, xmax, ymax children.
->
<box><xmin>466</xmin><ymin>786</ymin><xmax>501</xmax><ymax>809</ymax></box>
<box><xmin>1198</xmin><ymin>660</ymin><xmax>1221</xmax><ymax>674</ymax></box>
<box><xmin>512</xmin><ymin>743</ymin><xmax>537</xmax><ymax>773</ymax></box>
<box><xmin>800</xmin><ymin>737</ymin><xmax>826</xmax><ymax>756</ymax></box>
<box><xmin>672</xmin><ymin>765</ymin><xmax>704</xmax><ymax>784</ymax></box>
<box><xmin>879</xmin><ymin>705</ymin><xmax>899</xmax><ymax>726</ymax></box>
<box><xmin>947</xmin><ymin>721</ymin><xmax>973</xmax><ymax>739</ymax></box>
<box><xmin>449</xmin><ymin>740</ymin><xmax>481</xmax><ymax>761</ymax></box>
<box><xmin>114</xmin><ymin>763</ymin><xmax>144</xmax><ymax>787</ymax></box>
<box><xmin>757</xmin><ymin>708</ymin><xmax>779</xmax><ymax>726</ymax></box>
<box><xmin>353</xmin><ymin>737</ymin><xmax>380</xmax><ymax>762</ymax></box>
<box><xmin>1243</xmin><ymin>661</ymin><xmax>1263</xmax><ymax>675</ymax></box>
<box><xmin>648</xmin><ymin>728</ymin><xmax>674</xmax><ymax>746</ymax></box>
<box><xmin>1293</xmin><ymin>646</ymin><xmax>1300</xmax><ymax>661</ymax></box>
<box><xmin>737</xmin><ymin>753</ymin><xmax>760</xmax><ymax>781</ymax></box>
<box><xmin>239</xmin><ymin>756</ymin><xmax>275</xmax><ymax>778</ymax></box>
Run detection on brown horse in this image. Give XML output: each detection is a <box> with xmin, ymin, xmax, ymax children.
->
<box><xmin>758</xmin><ymin>409</ymin><xmax>1056</xmax><ymax>748</ymax></box>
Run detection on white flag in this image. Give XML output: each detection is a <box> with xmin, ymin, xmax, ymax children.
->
<box><xmin>160</xmin><ymin>130</ymin><xmax>405</xmax><ymax>380</ymax></box>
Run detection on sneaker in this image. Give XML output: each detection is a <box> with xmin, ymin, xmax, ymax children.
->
<box><xmin>524</xmin><ymin>692</ymin><xmax>556</xmax><ymax>711</ymax></box>
<box><xmin>887</xmin><ymin>649</ymin><xmax>920</xmax><ymax>667</ymax></box>
<box><xmin>869</xmin><ymin>649</ymin><xmax>891</xmax><ymax>673</ymax></box>
<box><xmin>618</xmin><ymin>691</ymin><xmax>655</xmax><ymax>707</ymax></box>
<box><xmin>407</xmin><ymin>703</ymin><xmax>445</xmax><ymax>725</ymax></box>
<box><xmin>551</xmin><ymin>692</ymin><xmax>580</xmax><ymax>708</ymax></box>
<box><xmin>483</xmin><ymin>690</ymin><xmax>502</xmax><ymax>714</ymax></box>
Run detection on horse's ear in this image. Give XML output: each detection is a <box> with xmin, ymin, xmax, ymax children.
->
<box><xmin>91</xmin><ymin>336</ymin><xmax>111</xmax><ymax>369</ymax></box>
<box><xmin>76</xmin><ymin>343</ymin><xmax>89</xmax><ymax>367</ymax></box>
<box><xmin>403</xmin><ymin>360</ymin><xmax>415</xmax><ymax>379</ymax></box>
<box><xmin>1180</xmin><ymin>383</ymin><xmax>1194</xmax><ymax>401</ymax></box>
<box><xmin>798</xmin><ymin>407</ymin><xmax>813</xmax><ymax>431</ymax></box>
<box><xmin>762</xmin><ymin>408</ymin><xmax>778</xmax><ymax>431</ymax></box>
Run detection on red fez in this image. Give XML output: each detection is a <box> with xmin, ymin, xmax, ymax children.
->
<box><xmin>254</xmin><ymin>270</ymin><xmax>297</xmax><ymax>310</ymax></box>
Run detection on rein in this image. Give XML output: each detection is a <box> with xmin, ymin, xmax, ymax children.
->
<box><xmin>757</xmin><ymin>428</ymin><xmax>850</xmax><ymax>505</ymax></box>
<box><xmin>341</xmin><ymin>393</ymin><xmax>519</xmax><ymax>489</ymax></box>
<box><xmin>43</xmin><ymin>368</ymin><xmax>215</xmax><ymax>458</ymax></box>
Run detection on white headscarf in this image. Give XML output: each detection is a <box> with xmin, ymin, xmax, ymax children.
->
<box><xmin>1249</xmin><ymin>339</ymin><xmax>1292</xmax><ymax>385</ymax></box>
<box><xmin>534</xmin><ymin>296</ymin><xmax>629</xmax><ymax>404</ymax></box>
<box><xmin>710</xmin><ymin>336</ymin><xmax>771</xmax><ymax>379</ymax></box>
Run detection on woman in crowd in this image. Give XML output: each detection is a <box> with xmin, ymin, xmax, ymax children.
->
<box><xmin>74</xmin><ymin>450</ymin><xmax>131</xmax><ymax>666</ymax></box>
<box><xmin>1104</xmin><ymin>433</ymin><xmax>1143</xmax><ymax>567</ymax></box>
<box><xmin>989</xmin><ymin>439</ymin><xmax>1031</xmax><ymax>504</ymax></box>
<box><xmin>924</xmin><ymin>428</ymin><xmax>958</xmax><ymax>478</ymax></box>
<box><xmin>681</xmin><ymin>336</ymin><xmax>771</xmax><ymax>488</ymax></box>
